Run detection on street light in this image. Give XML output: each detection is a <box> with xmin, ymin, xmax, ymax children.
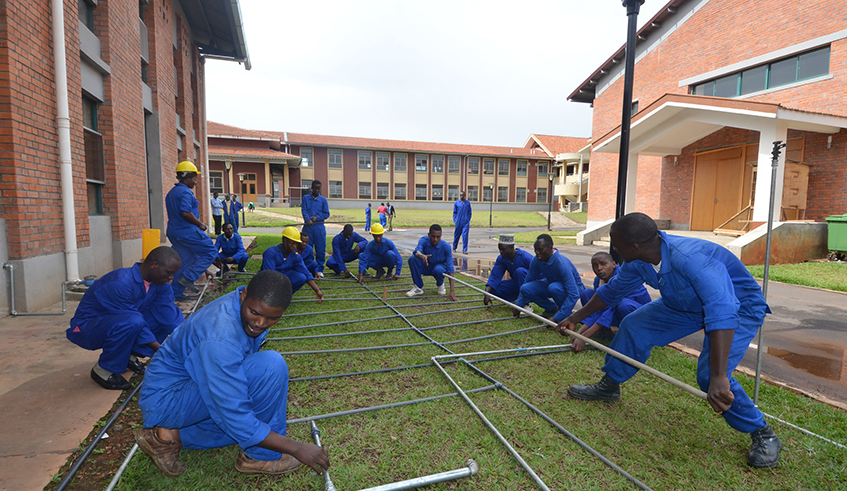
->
<box><xmin>547</xmin><ymin>172</ymin><xmax>554</xmax><ymax>231</ymax></box>
<box><xmin>237</xmin><ymin>173</ymin><xmax>246</xmax><ymax>228</ymax></box>
<box><xmin>223</xmin><ymin>160</ymin><xmax>232</xmax><ymax>193</ymax></box>
<box><xmin>488</xmin><ymin>182</ymin><xmax>494</xmax><ymax>228</ymax></box>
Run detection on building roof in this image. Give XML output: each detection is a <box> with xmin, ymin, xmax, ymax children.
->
<box><xmin>183</xmin><ymin>0</ymin><xmax>251</xmax><ymax>69</ymax></box>
<box><xmin>207</xmin><ymin>121</ymin><xmax>280</xmax><ymax>141</ymax></box>
<box><xmin>207</xmin><ymin>144</ymin><xmax>298</xmax><ymax>161</ymax></box>
<box><xmin>524</xmin><ymin>134</ymin><xmax>591</xmax><ymax>156</ymax></box>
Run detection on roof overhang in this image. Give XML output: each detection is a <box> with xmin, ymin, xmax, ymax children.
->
<box><xmin>593</xmin><ymin>93</ymin><xmax>847</xmax><ymax>156</ymax></box>
<box><xmin>180</xmin><ymin>0</ymin><xmax>251</xmax><ymax>70</ymax></box>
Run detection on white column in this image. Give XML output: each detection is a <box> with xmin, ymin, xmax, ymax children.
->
<box><xmin>751</xmin><ymin>121</ymin><xmax>788</xmax><ymax>223</ymax></box>
<box><xmin>624</xmin><ymin>152</ymin><xmax>638</xmax><ymax>214</ymax></box>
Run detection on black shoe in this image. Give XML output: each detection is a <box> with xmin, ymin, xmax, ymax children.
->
<box><xmin>567</xmin><ymin>375</ymin><xmax>620</xmax><ymax>402</ymax></box>
<box><xmin>90</xmin><ymin>369</ymin><xmax>132</xmax><ymax>390</ymax></box>
<box><xmin>540</xmin><ymin>310</ymin><xmax>557</xmax><ymax>320</ymax></box>
<box><xmin>374</xmin><ymin>267</ymin><xmax>386</xmax><ymax>280</ymax></box>
<box><xmin>177</xmin><ymin>276</ymin><xmax>200</xmax><ymax>294</ymax></box>
<box><xmin>127</xmin><ymin>358</ymin><xmax>146</xmax><ymax>374</ymax></box>
<box><xmin>747</xmin><ymin>424</ymin><xmax>782</xmax><ymax>469</ymax></box>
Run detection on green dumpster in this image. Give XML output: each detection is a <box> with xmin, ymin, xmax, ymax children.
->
<box><xmin>825</xmin><ymin>214</ymin><xmax>847</xmax><ymax>252</ymax></box>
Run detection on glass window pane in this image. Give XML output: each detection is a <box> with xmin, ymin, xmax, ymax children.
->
<box><xmin>768</xmin><ymin>57</ymin><xmax>797</xmax><ymax>88</ymax></box>
<box><xmin>740</xmin><ymin>65</ymin><xmax>767</xmax><ymax>95</ymax></box>
<box><xmin>394</xmin><ymin>154</ymin><xmax>407</xmax><ymax>172</ymax></box>
<box><xmin>467</xmin><ymin>186</ymin><xmax>478</xmax><ymax>201</ymax></box>
<box><xmin>693</xmin><ymin>81</ymin><xmax>714</xmax><ymax>96</ymax></box>
<box><xmin>798</xmin><ymin>47</ymin><xmax>830</xmax><ymax>80</ymax></box>
<box><xmin>394</xmin><ymin>183</ymin><xmax>406</xmax><ymax>199</ymax></box>
<box><xmin>714</xmin><ymin>74</ymin><xmax>738</xmax><ymax>97</ymax></box>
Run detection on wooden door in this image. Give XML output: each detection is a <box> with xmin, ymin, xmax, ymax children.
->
<box><xmin>690</xmin><ymin>146</ymin><xmax>745</xmax><ymax>231</ymax></box>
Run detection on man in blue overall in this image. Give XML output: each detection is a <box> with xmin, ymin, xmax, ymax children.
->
<box><xmin>513</xmin><ymin>233</ymin><xmax>584</xmax><ymax>321</ymax></box>
<box><xmin>67</xmin><ymin>247</ymin><xmax>184</xmax><ymax>390</ymax></box>
<box><xmin>326</xmin><ymin>224</ymin><xmax>367</xmax><ymax>278</ymax></box>
<box><xmin>260</xmin><ymin>227</ymin><xmax>324</xmax><ymax>301</ymax></box>
<box><xmin>214</xmin><ymin>223</ymin><xmax>249</xmax><ymax>273</ymax></box>
<box><xmin>135</xmin><ymin>270</ymin><xmax>330</xmax><ymax>477</ymax></box>
<box><xmin>357</xmin><ymin>224</ymin><xmax>402</xmax><ymax>283</ymax></box>
<box><xmin>166</xmin><ymin>161</ymin><xmax>217</xmax><ymax>301</ymax></box>
<box><xmin>557</xmin><ymin>212</ymin><xmax>781</xmax><ymax>469</ymax></box>
<box><xmin>231</xmin><ymin>195</ymin><xmax>244</xmax><ymax>232</ymax></box>
<box><xmin>407</xmin><ymin>224</ymin><xmax>457</xmax><ymax>301</ymax></box>
<box><xmin>364</xmin><ymin>203</ymin><xmax>372</xmax><ymax>232</ymax></box>
<box><xmin>483</xmin><ymin>234</ymin><xmax>534</xmax><ymax>305</ymax></box>
<box><xmin>301</xmin><ymin>180</ymin><xmax>330</xmax><ymax>278</ymax></box>
<box><xmin>452</xmin><ymin>191</ymin><xmax>472</xmax><ymax>254</ymax></box>
<box><xmin>297</xmin><ymin>231</ymin><xmax>320</xmax><ymax>278</ymax></box>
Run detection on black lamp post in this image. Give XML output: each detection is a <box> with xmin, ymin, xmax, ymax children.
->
<box><xmin>488</xmin><ymin>182</ymin><xmax>494</xmax><ymax>228</ymax></box>
<box><xmin>223</xmin><ymin>160</ymin><xmax>232</xmax><ymax>193</ymax></box>
<box><xmin>237</xmin><ymin>173</ymin><xmax>246</xmax><ymax>227</ymax></box>
<box><xmin>547</xmin><ymin>172</ymin><xmax>554</xmax><ymax>231</ymax></box>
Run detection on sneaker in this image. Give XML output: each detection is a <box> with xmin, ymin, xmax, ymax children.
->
<box><xmin>519</xmin><ymin>305</ymin><xmax>534</xmax><ymax>318</ymax></box>
<box><xmin>747</xmin><ymin>424</ymin><xmax>782</xmax><ymax>469</ymax></box>
<box><xmin>176</xmin><ymin>275</ymin><xmax>200</xmax><ymax>294</ymax></box>
<box><xmin>235</xmin><ymin>449</ymin><xmax>302</xmax><ymax>475</ymax></box>
<box><xmin>90</xmin><ymin>368</ymin><xmax>131</xmax><ymax>390</ymax></box>
<box><xmin>437</xmin><ymin>284</ymin><xmax>447</xmax><ymax>295</ymax></box>
<box><xmin>567</xmin><ymin>375</ymin><xmax>621</xmax><ymax>402</ymax></box>
<box><xmin>406</xmin><ymin>286</ymin><xmax>424</xmax><ymax>297</ymax></box>
<box><xmin>134</xmin><ymin>427</ymin><xmax>187</xmax><ymax>478</ymax></box>
<box><xmin>316</xmin><ymin>272</ymin><xmax>325</xmax><ymax>279</ymax></box>
<box><xmin>374</xmin><ymin>267</ymin><xmax>386</xmax><ymax>280</ymax></box>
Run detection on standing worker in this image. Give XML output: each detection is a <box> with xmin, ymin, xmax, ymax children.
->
<box><xmin>231</xmin><ymin>194</ymin><xmax>244</xmax><ymax>232</ymax></box>
<box><xmin>387</xmin><ymin>202</ymin><xmax>396</xmax><ymax>231</ymax></box>
<box><xmin>166</xmin><ymin>161</ymin><xmax>217</xmax><ymax>301</ymax></box>
<box><xmin>357</xmin><ymin>224</ymin><xmax>402</xmax><ymax>282</ymax></box>
<box><xmin>210</xmin><ymin>192</ymin><xmax>224</xmax><ymax>236</ymax></box>
<box><xmin>452</xmin><ymin>191</ymin><xmax>472</xmax><ymax>255</ymax></box>
<box><xmin>364</xmin><ymin>203</ymin><xmax>372</xmax><ymax>232</ymax></box>
<box><xmin>301</xmin><ymin>181</ymin><xmax>330</xmax><ymax>278</ymax></box>
<box><xmin>377</xmin><ymin>203</ymin><xmax>388</xmax><ymax>228</ymax></box>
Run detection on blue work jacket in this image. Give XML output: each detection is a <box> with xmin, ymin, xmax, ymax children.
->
<box><xmin>331</xmin><ymin>232</ymin><xmax>367</xmax><ymax>259</ymax></box>
<box><xmin>526</xmin><ymin>250</ymin><xmax>584</xmax><ymax>319</ymax></box>
<box><xmin>215</xmin><ymin>233</ymin><xmax>246</xmax><ymax>258</ymax></box>
<box><xmin>486</xmin><ymin>248</ymin><xmax>534</xmax><ymax>291</ymax></box>
<box><xmin>166</xmin><ymin>183</ymin><xmax>199</xmax><ymax>234</ymax></box>
<box><xmin>359</xmin><ymin>238</ymin><xmax>403</xmax><ymax>275</ymax></box>
<box><xmin>301</xmin><ymin>194</ymin><xmax>330</xmax><ymax>225</ymax></box>
<box><xmin>413</xmin><ymin>236</ymin><xmax>454</xmax><ymax>274</ymax></box>
<box><xmin>260</xmin><ymin>245</ymin><xmax>312</xmax><ymax>279</ymax></box>
<box><xmin>453</xmin><ymin>199</ymin><xmax>472</xmax><ymax>225</ymax></box>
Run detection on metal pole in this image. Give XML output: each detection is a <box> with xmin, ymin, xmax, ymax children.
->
<box><xmin>489</xmin><ymin>187</ymin><xmax>493</xmax><ymax>228</ymax></box>
<box><xmin>357</xmin><ymin>460</ymin><xmax>479</xmax><ymax>491</ymax></box>
<box><xmin>310</xmin><ymin>422</ymin><xmax>338</xmax><ymax>491</ymax></box>
<box><xmin>104</xmin><ymin>444</ymin><xmax>139</xmax><ymax>491</ymax></box>
<box><xmin>754</xmin><ymin>140</ymin><xmax>785</xmax><ymax>405</ymax></box>
<box><xmin>547</xmin><ymin>175</ymin><xmax>553</xmax><ymax>231</ymax></box>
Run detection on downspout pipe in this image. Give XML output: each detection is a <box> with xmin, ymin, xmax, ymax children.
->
<box><xmin>52</xmin><ymin>0</ymin><xmax>80</xmax><ymax>283</ymax></box>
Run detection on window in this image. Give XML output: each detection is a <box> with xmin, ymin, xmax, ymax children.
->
<box><xmin>692</xmin><ymin>45</ymin><xmax>831</xmax><ymax>97</ymax></box>
<box><xmin>376</xmin><ymin>152</ymin><xmax>390</xmax><ymax>171</ymax></box>
<box><xmin>415</xmin><ymin>155</ymin><xmax>428</xmax><ymax>172</ymax></box>
<box><xmin>468</xmin><ymin>157</ymin><xmax>479</xmax><ymax>175</ymax></box>
<box><xmin>210</xmin><ymin>171</ymin><xmax>224</xmax><ymax>193</ymax></box>
<box><xmin>329</xmin><ymin>181</ymin><xmax>343</xmax><ymax>198</ymax></box>
<box><xmin>631</xmin><ymin>100</ymin><xmax>639</xmax><ymax>115</ymax></box>
<box><xmin>516</xmin><ymin>188</ymin><xmax>526</xmax><ymax>203</ymax></box>
<box><xmin>394</xmin><ymin>154</ymin><xmax>407</xmax><ymax>172</ymax></box>
<box><xmin>415</xmin><ymin>184</ymin><xmax>428</xmax><ymax>200</ymax></box>
<box><xmin>432</xmin><ymin>185</ymin><xmax>443</xmax><ymax>201</ymax></box>
<box><xmin>359</xmin><ymin>182</ymin><xmax>371</xmax><ymax>199</ymax></box>
<box><xmin>482</xmin><ymin>186</ymin><xmax>493</xmax><ymax>202</ymax></box>
<box><xmin>300</xmin><ymin>148</ymin><xmax>313</xmax><ymax>167</ymax></box>
<box><xmin>447</xmin><ymin>185</ymin><xmax>459</xmax><ymax>201</ymax></box>
<box><xmin>78</xmin><ymin>0</ymin><xmax>95</xmax><ymax>30</ymax></box>
<box><xmin>498</xmin><ymin>159</ymin><xmax>509</xmax><ymax>176</ymax></box>
<box><xmin>394</xmin><ymin>183</ymin><xmax>407</xmax><ymax>200</ymax></box>
<box><xmin>537</xmin><ymin>162</ymin><xmax>548</xmax><ymax>176</ymax></box>
<box><xmin>498</xmin><ymin>186</ymin><xmax>508</xmax><ymax>202</ymax></box>
<box><xmin>358</xmin><ymin>151</ymin><xmax>372</xmax><ymax>170</ymax></box>
<box><xmin>376</xmin><ymin>182</ymin><xmax>389</xmax><ymax>199</ymax></box>
<box><xmin>432</xmin><ymin>156</ymin><xmax>444</xmax><ymax>173</ymax></box>
<box><xmin>329</xmin><ymin>150</ymin><xmax>343</xmax><ymax>168</ymax></box>
<box><xmin>467</xmin><ymin>186</ymin><xmax>479</xmax><ymax>201</ymax></box>
<box><xmin>483</xmin><ymin>159</ymin><xmax>494</xmax><ymax>175</ymax></box>
<box><xmin>537</xmin><ymin>187</ymin><xmax>547</xmax><ymax>203</ymax></box>
<box><xmin>448</xmin><ymin>156</ymin><xmax>460</xmax><ymax>173</ymax></box>
<box><xmin>302</xmin><ymin>179</ymin><xmax>312</xmax><ymax>193</ymax></box>
<box><xmin>516</xmin><ymin>160</ymin><xmax>527</xmax><ymax>176</ymax></box>
<box><xmin>83</xmin><ymin>96</ymin><xmax>104</xmax><ymax>216</ymax></box>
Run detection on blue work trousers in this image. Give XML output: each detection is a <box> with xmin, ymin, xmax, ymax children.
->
<box><xmin>579</xmin><ymin>288</ymin><xmax>642</xmax><ymax>333</ymax></box>
<box><xmin>220</xmin><ymin>251</ymin><xmax>249</xmax><ymax>272</ymax></box>
<box><xmin>379</xmin><ymin>213</ymin><xmax>387</xmax><ymax>227</ymax></box>
<box><xmin>490</xmin><ymin>267</ymin><xmax>528</xmax><ymax>303</ymax></box>
<box><xmin>302</xmin><ymin>224</ymin><xmax>326</xmax><ymax>273</ymax></box>
<box><xmin>282</xmin><ymin>271</ymin><xmax>308</xmax><ymax>294</ymax></box>
<box><xmin>363</xmin><ymin>251</ymin><xmax>400</xmax><ymax>275</ymax></box>
<box><xmin>408</xmin><ymin>256</ymin><xmax>447</xmax><ymax>288</ymax></box>
<box><xmin>516</xmin><ymin>279</ymin><xmax>567</xmax><ymax>314</ymax></box>
<box><xmin>452</xmin><ymin>222</ymin><xmax>470</xmax><ymax>253</ymax></box>
<box><xmin>365</xmin><ymin>216</ymin><xmax>371</xmax><ymax>232</ymax></box>
<box><xmin>143</xmin><ymin>351</ymin><xmax>289</xmax><ymax>461</ymax></box>
<box><xmin>326</xmin><ymin>250</ymin><xmax>361</xmax><ymax>274</ymax></box>
<box><xmin>67</xmin><ymin>311</ymin><xmax>171</xmax><ymax>374</ymax></box>
<box><xmin>603</xmin><ymin>298</ymin><xmax>766</xmax><ymax>433</ymax></box>
<box><xmin>168</xmin><ymin>227</ymin><xmax>217</xmax><ymax>296</ymax></box>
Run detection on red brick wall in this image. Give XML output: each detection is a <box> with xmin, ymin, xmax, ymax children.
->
<box><xmin>804</xmin><ymin>129</ymin><xmax>847</xmax><ymax>221</ymax></box>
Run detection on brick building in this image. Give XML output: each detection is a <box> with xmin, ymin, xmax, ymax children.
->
<box><xmin>0</xmin><ymin>0</ymin><xmax>249</xmax><ymax>312</ymax></box>
<box><xmin>207</xmin><ymin>121</ymin><xmax>590</xmax><ymax>211</ymax></box>
<box><xmin>570</xmin><ymin>0</ymin><xmax>847</xmax><ymax>233</ymax></box>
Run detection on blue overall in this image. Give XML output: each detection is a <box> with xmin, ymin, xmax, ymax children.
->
<box><xmin>486</xmin><ymin>248</ymin><xmax>534</xmax><ymax>303</ymax></box>
<box><xmin>215</xmin><ymin>233</ymin><xmax>249</xmax><ymax>272</ymax></box>
<box><xmin>364</xmin><ymin>206</ymin><xmax>371</xmax><ymax>232</ymax></box>
<box><xmin>260</xmin><ymin>245</ymin><xmax>312</xmax><ymax>293</ymax></box>
<box><xmin>579</xmin><ymin>267</ymin><xmax>652</xmax><ymax>335</ymax></box>
<box><xmin>452</xmin><ymin>199</ymin><xmax>472</xmax><ymax>253</ymax></box>
<box><xmin>408</xmin><ymin>236</ymin><xmax>454</xmax><ymax>288</ymax></box>
<box><xmin>67</xmin><ymin>264</ymin><xmax>184</xmax><ymax>374</ymax></box>
<box><xmin>301</xmin><ymin>194</ymin><xmax>330</xmax><ymax>273</ymax></box>
<box><xmin>596</xmin><ymin>232</ymin><xmax>769</xmax><ymax>433</ymax></box>
<box><xmin>358</xmin><ymin>238</ymin><xmax>403</xmax><ymax>276</ymax></box>
<box><xmin>139</xmin><ymin>287</ymin><xmax>289</xmax><ymax>461</ymax></box>
<box><xmin>515</xmin><ymin>251</ymin><xmax>584</xmax><ymax>322</ymax></box>
<box><xmin>299</xmin><ymin>245</ymin><xmax>320</xmax><ymax>276</ymax></box>
<box><xmin>166</xmin><ymin>183</ymin><xmax>217</xmax><ymax>297</ymax></box>
<box><xmin>326</xmin><ymin>231</ymin><xmax>367</xmax><ymax>274</ymax></box>
<box><xmin>223</xmin><ymin>200</ymin><xmax>237</xmax><ymax>229</ymax></box>
<box><xmin>231</xmin><ymin>200</ymin><xmax>243</xmax><ymax>232</ymax></box>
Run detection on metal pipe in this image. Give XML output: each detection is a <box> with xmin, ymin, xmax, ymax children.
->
<box><xmin>187</xmin><ymin>281</ymin><xmax>211</xmax><ymax>316</ymax></box>
<box><xmin>430</xmin><ymin>357</ymin><xmax>550</xmax><ymax>491</ymax></box>
<box><xmin>395</xmin><ymin>299</ymin><xmax>478</xmax><ymax>308</ymax></box>
<box><xmin>402</xmin><ymin>304</ymin><xmax>492</xmax><ymax>318</ymax></box>
<box><xmin>419</xmin><ymin>316</ymin><xmax>519</xmax><ymax>331</ymax></box>
<box><xmin>310</xmin><ymin>422</ymin><xmax>338</xmax><ymax>491</ymax></box>
<box><xmin>104</xmin><ymin>443</ymin><xmax>139</xmax><ymax>491</ymax></box>
<box><xmin>357</xmin><ymin>459</ymin><xmax>479</xmax><ymax>491</ymax></box>
<box><xmin>268</xmin><ymin>326</ymin><xmax>411</xmax><ymax>342</ymax></box>
<box><xmin>447</xmin><ymin>274</ymin><xmax>708</xmax><ymax>401</ymax></box>
<box><xmin>290</xmin><ymin>297</ymin><xmax>379</xmax><ymax>303</ymax></box>
<box><xmin>279</xmin><ymin>341</ymin><xmax>431</xmax><ymax>356</ymax></box>
<box><xmin>270</xmin><ymin>313</ymin><xmax>401</xmax><ymax>332</ymax></box>
<box><xmin>763</xmin><ymin>411</ymin><xmax>846</xmax><ymax>450</ymax></box>
<box><xmin>4</xmin><ymin>264</ymin><xmax>71</xmax><ymax>316</ymax></box>
<box><xmin>442</xmin><ymin>325</ymin><xmax>544</xmax><ymax>345</ymax></box>
<box><xmin>282</xmin><ymin>304</ymin><xmax>390</xmax><ymax>317</ymax></box>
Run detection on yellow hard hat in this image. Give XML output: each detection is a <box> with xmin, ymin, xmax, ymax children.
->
<box><xmin>370</xmin><ymin>224</ymin><xmax>385</xmax><ymax>235</ymax></box>
<box><xmin>282</xmin><ymin>226</ymin><xmax>302</xmax><ymax>243</ymax></box>
<box><xmin>176</xmin><ymin>160</ymin><xmax>200</xmax><ymax>176</ymax></box>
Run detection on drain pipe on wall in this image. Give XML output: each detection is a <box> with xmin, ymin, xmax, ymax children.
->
<box><xmin>3</xmin><ymin>264</ymin><xmax>70</xmax><ymax>316</ymax></box>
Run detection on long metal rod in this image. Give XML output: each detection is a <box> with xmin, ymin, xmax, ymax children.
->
<box><xmin>268</xmin><ymin>326</ymin><xmax>412</xmax><ymax>341</ymax></box>
<box><xmin>282</xmin><ymin>304</ymin><xmax>391</xmax><ymax>317</ymax></box>
<box><xmin>762</xmin><ymin>411</ymin><xmax>846</xmax><ymax>449</ymax></box>
<box><xmin>356</xmin><ymin>460</ymin><xmax>479</xmax><ymax>491</ymax></box>
<box><xmin>402</xmin><ymin>304</ymin><xmax>492</xmax><ymax>318</ymax></box>
<box><xmin>447</xmin><ymin>274</ymin><xmax>708</xmax><ymax>400</ymax></box>
<box><xmin>419</xmin><ymin>316</ymin><xmax>519</xmax><ymax>331</ymax></box>
<box><xmin>442</xmin><ymin>325</ymin><xmax>544</xmax><ymax>345</ymax></box>
<box><xmin>290</xmin><ymin>297</ymin><xmax>379</xmax><ymax>303</ymax></box>
<box><xmin>4</xmin><ymin>263</ymin><xmax>71</xmax><ymax>316</ymax></box>
<box><xmin>278</xmin><ymin>341</ymin><xmax>431</xmax><ymax>356</ymax></box>
<box><xmin>270</xmin><ymin>313</ymin><xmax>401</xmax><ymax>332</ymax></box>
<box><xmin>104</xmin><ymin>443</ymin><xmax>139</xmax><ymax>491</ymax></box>
<box><xmin>431</xmin><ymin>357</ymin><xmax>550</xmax><ymax>491</ymax></box>
<box><xmin>310</xmin><ymin>422</ymin><xmax>338</xmax><ymax>491</ymax></box>
<box><xmin>187</xmin><ymin>281</ymin><xmax>211</xmax><ymax>316</ymax></box>
<box><xmin>460</xmin><ymin>359</ymin><xmax>652</xmax><ymax>490</ymax></box>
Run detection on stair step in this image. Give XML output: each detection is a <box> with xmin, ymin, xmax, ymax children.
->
<box><xmin>593</xmin><ymin>240</ymin><xmax>611</xmax><ymax>247</ymax></box>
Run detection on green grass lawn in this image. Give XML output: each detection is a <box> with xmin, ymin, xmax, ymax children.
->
<box><xmin>747</xmin><ymin>262</ymin><xmax>847</xmax><ymax>293</ymax></box>
<box><xmin>512</xmin><ymin>230</ymin><xmax>579</xmax><ymax>245</ymax></box>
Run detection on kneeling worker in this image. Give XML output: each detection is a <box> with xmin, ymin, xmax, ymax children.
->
<box><xmin>260</xmin><ymin>227</ymin><xmax>324</xmax><ymax>301</ymax></box>
<box><xmin>357</xmin><ymin>224</ymin><xmax>402</xmax><ymax>283</ymax></box>
<box><xmin>326</xmin><ymin>224</ymin><xmax>367</xmax><ymax>278</ymax></box>
<box><xmin>67</xmin><ymin>246</ymin><xmax>184</xmax><ymax>390</ymax></box>
<box><xmin>135</xmin><ymin>270</ymin><xmax>330</xmax><ymax>477</ymax></box>
<box><xmin>483</xmin><ymin>234</ymin><xmax>533</xmax><ymax>305</ymax></box>
<box><xmin>214</xmin><ymin>223</ymin><xmax>249</xmax><ymax>273</ymax></box>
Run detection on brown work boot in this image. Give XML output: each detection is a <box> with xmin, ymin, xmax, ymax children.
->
<box><xmin>235</xmin><ymin>449</ymin><xmax>302</xmax><ymax>475</ymax></box>
<box><xmin>133</xmin><ymin>427</ymin><xmax>187</xmax><ymax>478</ymax></box>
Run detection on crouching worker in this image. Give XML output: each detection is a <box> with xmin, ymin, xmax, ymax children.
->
<box><xmin>326</xmin><ymin>224</ymin><xmax>367</xmax><ymax>278</ymax></box>
<box><xmin>483</xmin><ymin>234</ymin><xmax>533</xmax><ymax>305</ymax></box>
<box><xmin>214</xmin><ymin>223</ymin><xmax>249</xmax><ymax>273</ymax></box>
<box><xmin>297</xmin><ymin>231</ymin><xmax>320</xmax><ymax>278</ymax></box>
<box><xmin>135</xmin><ymin>270</ymin><xmax>330</xmax><ymax>477</ymax></box>
<box><xmin>513</xmin><ymin>234</ymin><xmax>584</xmax><ymax>321</ymax></box>
<box><xmin>67</xmin><ymin>247</ymin><xmax>184</xmax><ymax>390</ymax></box>
<box><xmin>358</xmin><ymin>224</ymin><xmax>402</xmax><ymax>283</ymax></box>
<box><xmin>260</xmin><ymin>227</ymin><xmax>324</xmax><ymax>301</ymax></box>
<box><xmin>570</xmin><ymin>251</ymin><xmax>652</xmax><ymax>352</ymax></box>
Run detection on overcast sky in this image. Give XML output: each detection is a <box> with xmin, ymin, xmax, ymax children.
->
<box><xmin>205</xmin><ymin>0</ymin><xmax>666</xmax><ymax>147</ymax></box>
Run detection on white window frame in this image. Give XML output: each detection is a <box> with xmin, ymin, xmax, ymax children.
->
<box><xmin>498</xmin><ymin>159</ymin><xmax>509</xmax><ymax>176</ymax></box>
<box><xmin>415</xmin><ymin>154</ymin><xmax>428</xmax><ymax>173</ymax></box>
<box><xmin>448</xmin><ymin>156</ymin><xmax>460</xmax><ymax>173</ymax></box>
<box><xmin>328</xmin><ymin>149</ymin><xmax>343</xmax><ymax>169</ymax></box>
<box><xmin>358</xmin><ymin>151</ymin><xmax>372</xmax><ymax>170</ymax></box>
<box><xmin>300</xmin><ymin>148</ymin><xmax>313</xmax><ymax>167</ymax></box>
<box><xmin>516</xmin><ymin>160</ymin><xmax>528</xmax><ymax>176</ymax></box>
<box><xmin>376</xmin><ymin>152</ymin><xmax>390</xmax><ymax>171</ymax></box>
<box><xmin>394</xmin><ymin>153</ymin><xmax>407</xmax><ymax>172</ymax></box>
